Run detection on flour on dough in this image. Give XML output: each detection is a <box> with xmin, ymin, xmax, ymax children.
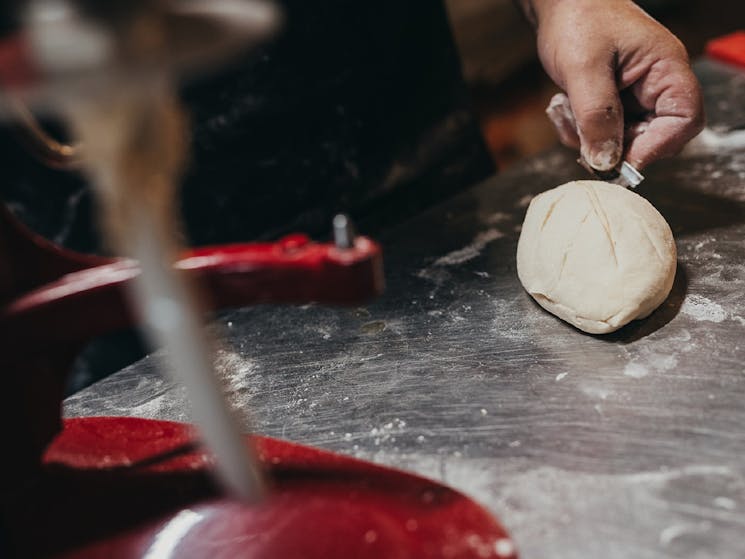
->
<box><xmin>516</xmin><ymin>180</ymin><xmax>676</xmax><ymax>334</ymax></box>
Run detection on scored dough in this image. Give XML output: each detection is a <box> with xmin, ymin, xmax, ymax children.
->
<box><xmin>516</xmin><ymin>180</ymin><xmax>676</xmax><ymax>334</ymax></box>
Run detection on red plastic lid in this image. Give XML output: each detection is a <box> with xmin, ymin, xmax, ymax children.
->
<box><xmin>706</xmin><ymin>31</ymin><xmax>745</xmax><ymax>68</ymax></box>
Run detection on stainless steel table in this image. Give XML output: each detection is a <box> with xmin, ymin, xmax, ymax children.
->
<box><xmin>66</xmin><ymin>59</ymin><xmax>745</xmax><ymax>559</ymax></box>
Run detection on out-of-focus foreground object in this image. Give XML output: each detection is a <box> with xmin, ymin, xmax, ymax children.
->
<box><xmin>0</xmin><ymin>0</ymin><xmax>282</xmax><ymax>501</ymax></box>
<box><xmin>706</xmin><ymin>31</ymin><xmax>745</xmax><ymax>69</ymax></box>
<box><xmin>0</xmin><ymin>200</ymin><xmax>515</xmax><ymax>558</ymax></box>
<box><xmin>2</xmin><ymin>203</ymin><xmax>512</xmax><ymax>559</ymax></box>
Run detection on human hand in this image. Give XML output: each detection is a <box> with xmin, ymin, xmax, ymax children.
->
<box><xmin>526</xmin><ymin>0</ymin><xmax>704</xmax><ymax>171</ymax></box>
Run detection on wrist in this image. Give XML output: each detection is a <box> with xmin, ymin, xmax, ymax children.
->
<box><xmin>522</xmin><ymin>0</ymin><xmax>630</xmax><ymax>28</ymax></box>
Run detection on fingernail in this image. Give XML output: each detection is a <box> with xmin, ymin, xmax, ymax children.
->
<box><xmin>585</xmin><ymin>139</ymin><xmax>622</xmax><ymax>172</ymax></box>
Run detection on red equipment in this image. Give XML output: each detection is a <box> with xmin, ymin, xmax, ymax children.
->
<box><xmin>706</xmin><ymin>31</ymin><xmax>745</xmax><ymax>69</ymax></box>
<box><xmin>0</xmin><ymin>206</ymin><xmax>516</xmax><ymax>558</ymax></box>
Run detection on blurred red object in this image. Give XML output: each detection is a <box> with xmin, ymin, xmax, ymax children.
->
<box><xmin>0</xmin><ymin>205</ymin><xmax>517</xmax><ymax>558</ymax></box>
<box><xmin>706</xmin><ymin>31</ymin><xmax>745</xmax><ymax>68</ymax></box>
<box><xmin>1</xmin><ymin>416</ymin><xmax>516</xmax><ymax>559</ymax></box>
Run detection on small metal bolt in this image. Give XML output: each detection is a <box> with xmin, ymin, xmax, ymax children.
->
<box><xmin>333</xmin><ymin>214</ymin><xmax>356</xmax><ymax>249</ymax></box>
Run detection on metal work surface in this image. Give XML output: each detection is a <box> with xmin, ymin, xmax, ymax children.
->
<box><xmin>66</xmin><ymin>60</ymin><xmax>745</xmax><ymax>558</ymax></box>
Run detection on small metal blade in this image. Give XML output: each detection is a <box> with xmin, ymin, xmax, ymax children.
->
<box><xmin>577</xmin><ymin>157</ymin><xmax>644</xmax><ymax>189</ymax></box>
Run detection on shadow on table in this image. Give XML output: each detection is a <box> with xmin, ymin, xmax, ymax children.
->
<box><xmin>644</xmin><ymin>180</ymin><xmax>745</xmax><ymax>238</ymax></box>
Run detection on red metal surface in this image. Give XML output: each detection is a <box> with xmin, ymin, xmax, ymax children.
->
<box><xmin>706</xmin><ymin>31</ymin><xmax>745</xmax><ymax>68</ymax></box>
<box><xmin>3</xmin><ymin>416</ymin><xmax>516</xmax><ymax>559</ymax></box>
<box><xmin>2</xmin><ymin>235</ymin><xmax>384</xmax><ymax>347</ymax></box>
<box><xmin>0</xmin><ymin>205</ymin><xmax>517</xmax><ymax>558</ymax></box>
<box><xmin>0</xmin><ymin>205</ymin><xmax>384</xmax><ymax>478</ymax></box>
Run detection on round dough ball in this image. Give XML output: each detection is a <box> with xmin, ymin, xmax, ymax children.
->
<box><xmin>516</xmin><ymin>180</ymin><xmax>676</xmax><ymax>334</ymax></box>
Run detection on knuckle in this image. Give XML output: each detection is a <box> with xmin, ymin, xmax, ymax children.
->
<box><xmin>575</xmin><ymin>103</ymin><xmax>621</xmax><ymax>124</ymax></box>
<box><xmin>560</xmin><ymin>44</ymin><xmax>616</xmax><ymax>75</ymax></box>
<box><xmin>685</xmin><ymin>110</ymin><xmax>706</xmax><ymax>137</ymax></box>
<box><xmin>669</xmin><ymin>35</ymin><xmax>690</xmax><ymax>62</ymax></box>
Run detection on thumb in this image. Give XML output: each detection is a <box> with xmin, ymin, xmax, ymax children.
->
<box><xmin>565</xmin><ymin>66</ymin><xmax>624</xmax><ymax>172</ymax></box>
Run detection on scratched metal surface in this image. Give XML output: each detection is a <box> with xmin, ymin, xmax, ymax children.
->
<box><xmin>66</xmin><ymin>60</ymin><xmax>745</xmax><ymax>559</ymax></box>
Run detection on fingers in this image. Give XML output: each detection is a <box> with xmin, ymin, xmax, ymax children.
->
<box><xmin>546</xmin><ymin>62</ymin><xmax>704</xmax><ymax>171</ymax></box>
<box><xmin>546</xmin><ymin>93</ymin><xmax>580</xmax><ymax>149</ymax></box>
<box><xmin>624</xmin><ymin>118</ymin><xmax>652</xmax><ymax>145</ymax></box>
<box><xmin>624</xmin><ymin>60</ymin><xmax>705</xmax><ymax>169</ymax></box>
<box><xmin>564</xmin><ymin>61</ymin><xmax>625</xmax><ymax>171</ymax></box>
<box><xmin>546</xmin><ymin>92</ymin><xmax>651</xmax><ymax>158</ymax></box>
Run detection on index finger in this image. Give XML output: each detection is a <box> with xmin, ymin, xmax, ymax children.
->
<box><xmin>624</xmin><ymin>59</ymin><xmax>705</xmax><ymax>169</ymax></box>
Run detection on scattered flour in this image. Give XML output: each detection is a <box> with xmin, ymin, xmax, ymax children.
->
<box><xmin>494</xmin><ymin>538</ymin><xmax>516</xmax><ymax>558</ymax></box>
<box><xmin>128</xmin><ymin>394</ymin><xmax>166</xmax><ymax>418</ymax></box>
<box><xmin>431</xmin><ymin>228</ymin><xmax>504</xmax><ymax>267</ymax></box>
<box><xmin>713</xmin><ymin>496</ymin><xmax>737</xmax><ymax>510</ymax></box>
<box><xmin>582</xmin><ymin>385</ymin><xmax>613</xmax><ymax>400</ymax></box>
<box><xmin>485</xmin><ymin>211</ymin><xmax>511</xmax><ymax>224</ymax></box>
<box><xmin>623</xmin><ymin>352</ymin><xmax>677</xmax><ymax>379</ymax></box>
<box><xmin>649</xmin><ymin>354</ymin><xmax>678</xmax><ymax>372</ymax></box>
<box><xmin>694</xmin><ymin>238</ymin><xmax>715</xmax><ymax>251</ymax></box>
<box><xmin>369</xmin><ymin>418</ymin><xmax>407</xmax><ymax>446</ymax></box>
<box><xmin>624</xmin><ymin>362</ymin><xmax>649</xmax><ymax>379</ymax></box>
<box><xmin>681</xmin><ymin>128</ymin><xmax>745</xmax><ymax>156</ymax></box>
<box><xmin>681</xmin><ymin>295</ymin><xmax>728</xmax><ymax>323</ymax></box>
<box><xmin>659</xmin><ymin>522</ymin><xmax>712</xmax><ymax>547</ymax></box>
<box><xmin>216</xmin><ymin>349</ymin><xmax>258</xmax><ymax>392</ymax></box>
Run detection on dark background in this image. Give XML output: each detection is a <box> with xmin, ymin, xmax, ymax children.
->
<box><xmin>1</xmin><ymin>0</ymin><xmax>742</xmax><ymax>393</ymax></box>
